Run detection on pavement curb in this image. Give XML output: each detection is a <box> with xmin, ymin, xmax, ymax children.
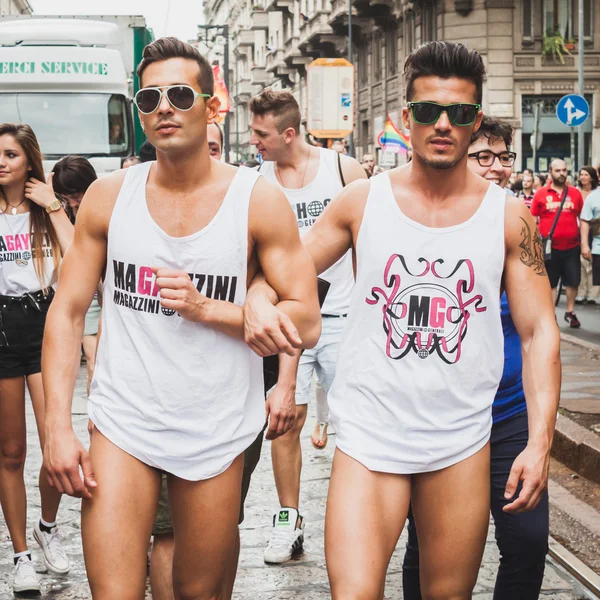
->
<box><xmin>552</xmin><ymin>413</ymin><xmax>600</xmax><ymax>485</ymax></box>
<box><xmin>560</xmin><ymin>332</ymin><xmax>600</xmax><ymax>353</ymax></box>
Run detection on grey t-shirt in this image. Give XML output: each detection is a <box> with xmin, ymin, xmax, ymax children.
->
<box><xmin>581</xmin><ymin>189</ymin><xmax>600</xmax><ymax>254</ymax></box>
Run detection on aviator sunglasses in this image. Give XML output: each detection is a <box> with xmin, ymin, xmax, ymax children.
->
<box><xmin>408</xmin><ymin>102</ymin><xmax>481</xmax><ymax>126</ymax></box>
<box><xmin>134</xmin><ymin>85</ymin><xmax>211</xmax><ymax>114</ymax></box>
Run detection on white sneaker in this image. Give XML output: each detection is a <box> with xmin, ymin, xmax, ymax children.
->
<box><xmin>12</xmin><ymin>555</ymin><xmax>41</xmax><ymax>594</ymax></box>
<box><xmin>33</xmin><ymin>522</ymin><xmax>70</xmax><ymax>575</ymax></box>
<box><xmin>263</xmin><ymin>507</ymin><xmax>304</xmax><ymax>564</ymax></box>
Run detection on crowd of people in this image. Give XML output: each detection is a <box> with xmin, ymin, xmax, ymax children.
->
<box><xmin>0</xmin><ymin>37</ymin><xmax>576</xmax><ymax>600</ymax></box>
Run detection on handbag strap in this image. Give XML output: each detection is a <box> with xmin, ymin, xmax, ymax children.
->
<box><xmin>547</xmin><ymin>185</ymin><xmax>570</xmax><ymax>240</ymax></box>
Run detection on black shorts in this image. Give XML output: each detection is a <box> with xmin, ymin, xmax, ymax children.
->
<box><xmin>0</xmin><ymin>291</ymin><xmax>53</xmax><ymax>379</ymax></box>
<box><xmin>545</xmin><ymin>246</ymin><xmax>581</xmax><ymax>289</ymax></box>
<box><xmin>593</xmin><ymin>254</ymin><xmax>600</xmax><ymax>287</ymax></box>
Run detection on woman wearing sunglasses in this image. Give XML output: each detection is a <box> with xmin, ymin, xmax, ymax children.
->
<box><xmin>0</xmin><ymin>123</ymin><xmax>74</xmax><ymax>593</ymax></box>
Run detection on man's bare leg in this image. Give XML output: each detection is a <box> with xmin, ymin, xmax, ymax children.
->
<box><xmin>412</xmin><ymin>443</ymin><xmax>491</xmax><ymax>600</ymax></box>
<box><xmin>565</xmin><ymin>285</ymin><xmax>578</xmax><ymax>313</ymax></box>
<box><xmin>82</xmin><ymin>430</ymin><xmax>161</xmax><ymax>600</ymax></box>
<box><xmin>150</xmin><ymin>534</ymin><xmax>175</xmax><ymax>600</ymax></box>
<box><xmin>168</xmin><ymin>454</ymin><xmax>244</xmax><ymax>600</ymax></box>
<box><xmin>325</xmin><ymin>449</ymin><xmax>410</xmax><ymax>599</ymax></box>
<box><xmin>271</xmin><ymin>404</ymin><xmax>308</xmax><ymax>509</ymax></box>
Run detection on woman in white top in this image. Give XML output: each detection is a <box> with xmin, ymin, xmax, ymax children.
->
<box><xmin>0</xmin><ymin>123</ymin><xmax>74</xmax><ymax>593</ymax></box>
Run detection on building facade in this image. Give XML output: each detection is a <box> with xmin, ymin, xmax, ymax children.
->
<box><xmin>203</xmin><ymin>0</ymin><xmax>600</xmax><ymax>171</ymax></box>
<box><xmin>0</xmin><ymin>0</ymin><xmax>31</xmax><ymax>16</ymax></box>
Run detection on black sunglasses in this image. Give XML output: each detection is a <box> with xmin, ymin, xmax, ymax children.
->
<box><xmin>468</xmin><ymin>150</ymin><xmax>517</xmax><ymax>168</ymax></box>
<box><xmin>408</xmin><ymin>102</ymin><xmax>481</xmax><ymax>126</ymax></box>
<box><xmin>134</xmin><ymin>85</ymin><xmax>211</xmax><ymax>115</ymax></box>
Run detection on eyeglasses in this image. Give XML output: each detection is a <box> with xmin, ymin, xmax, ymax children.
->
<box><xmin>468</xmin><ymin>150</ymin><xmax>516</xmax><ymax>168</ymax></box>
<box><xmin>407</xmin><ymin>102</ymin><xmax>481</xmax><ymax>126</ymax></box>
<box><xmin>134</xmin><ymin>85</ymin><xmax>211</xmax><ymax>114</ymax></box>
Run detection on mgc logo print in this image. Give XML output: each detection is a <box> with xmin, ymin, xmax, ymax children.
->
<box><xmin>367</xmin><ymin>254</ymin><xmax>487</xmax><ymax>364</ymax></box>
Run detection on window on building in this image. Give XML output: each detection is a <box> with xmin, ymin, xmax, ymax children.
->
<box><xmin>358</xmin><ymin>39</ymin><xmax>369</xmax><ymax>86</ymax></box>
<box><xmin>373</xmin><ymin>32</ymin><xmax>382</xmax><ymax>81</ymax></box>
<box><xmin>386</xmin><ymin>26</ymin><xmax>398</xmax><ymax>76</ymax></box>
<box><xmin>522</xmin><ymin>0</ymin><xmax>534</xmax><ymax>39</ymax></box>
<box><xmin>583</xmin><ymin>0</ymin><xmax>592</xmax><ymax>38</ymax></box>
<box><xmin>405</xmin><ymin>11</ymin><xmax>415</xmax><ymax>53</ymax></box>
<box><xmin>421</xmin><ymin>0</ymin><xmax>437</xmax><ymax>43</ymax></box>
<box><xmin>544</xmin><ymin>0</ymin><xmax>574</xmax><ymax>38</ymax></box>
<box><xmin>361</xmin><ymin>113</ymin><xmax>369</xmax><ymax>149</ymax></box>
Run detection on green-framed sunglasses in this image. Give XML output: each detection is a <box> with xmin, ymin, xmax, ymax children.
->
<box><xmin>407</xmin><ymin>102</ymin><xmax>481</xmax><ymax>126</ymax></box>
<box><xmin>134</xmin><ymin>85</ymin><xmax>211</xmax><ymax>114</ymax></box>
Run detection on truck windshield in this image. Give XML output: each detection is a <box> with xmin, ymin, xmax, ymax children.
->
<box><xmin>0</xmin><ymin>93</ymin><xmax>131</xmax><ymax>158</ymax></box>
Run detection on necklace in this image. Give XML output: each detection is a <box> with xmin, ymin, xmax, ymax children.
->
<box><xmin>276</xmin><ymin>146</ymin><xmax>312</xmax><ymax>189</ymax></box>
<box><xmin>0</xmin><ymin>197</ymin><xmax>26</xmax><ymax>215</ymax></box>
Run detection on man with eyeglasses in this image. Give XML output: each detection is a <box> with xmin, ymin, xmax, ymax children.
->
<box><xmin>244</xmin><ymin>41</ymin><xmax>560</xmax><ymax>597</ymax></box>
<box><xmin>403</xmin><ymin>115</ymin><xmax>551</xmax><ymax>600</ymax></box>
<box><xmin>41</xmin><ymin>37</ymin><xmax>321</xmax><ymax>599</ymax></box>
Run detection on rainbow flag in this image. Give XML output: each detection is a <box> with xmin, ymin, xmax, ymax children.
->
<box><xmin>378</xmin><ymin>114</ymin><xmax>411</xmax><ymax>154</ymax></box>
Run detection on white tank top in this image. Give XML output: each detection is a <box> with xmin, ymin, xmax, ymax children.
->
<box><xmin>0</xmin><ymin>212</ymin><xmax>57</xmax><ymax>295</ymax></box>
<box><xmin>88</xmin><ymin>163</ymin><xmax>265</xmax><ymax>481</ymax></box>
<box><xmin>260</xmin><ymin>147</ymin><xmax>353</xmax><ymax>315</ymax></box>
<box><xmin>328</xmin><ymin>173</ymin><xmax>506</xmax><ymax>474</ymax></box>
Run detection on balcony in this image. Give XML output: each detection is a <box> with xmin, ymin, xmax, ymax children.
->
<box><xmin>250</xmin><ymin>10</ymin><xmax>269</xmax><ymax>30</ymax></box>
<box><xmin>298</xmin><ymin>11</ymin><xmax>333</xmax><ymax>50</ymax></box>
<box><xmin>265</xmin><ymin>0</ymin><xmax>294</xmax><ymax>12</ymax></box>
<box><xmin>251</xmin><ymin>65</ymin><xmax>270</xmax><ymax>85</ymax></box>
<box><xmin>266</xmin><ymin>48</ymin><xmax>286</xmax><ymax>73</ymax></box>
<box><xmin>234</xmin><ymin>78</ymin><xmax>254</xmax><ymax>103</ymax></box>
<box><xmin>235</xmin><ymin>29</ymin><xmax>255</xmax><ymax>49</ymax></box>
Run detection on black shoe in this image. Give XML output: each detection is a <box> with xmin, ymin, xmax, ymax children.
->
<box><xmin>575</xmin><ymin>296</ymin><xmax>586</xmax><ymax>305</ymax></box>
<box><xmin>587</xmin><ymin>298</ymin><xmax>597</xmax><ymax>305</ymax></box>
<box><xmin>564</xmin><ymin>311</ymin><xmax>581</xmax><ymax>328</ymax></box>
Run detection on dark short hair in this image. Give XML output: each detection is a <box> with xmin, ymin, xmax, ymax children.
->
<box><xmin>404</xmin><ymin>41</ymin><xmax>486</xmax><ymax>104</ymax></box>
<box><xmin>523</xmin><ymin>168</ymin><xmax>534</xmax><ymax>177</ymax></box>
<box><xmin>248</xmin><ymin>89</ymin><xmax>301</xmax><ymax>134</ymax></box>
<box><xmin>580</xmin><ymin>166</ymin><xmax>599</xmax><ymax>190</ymax></box>
<box><xmin>470</xmin><ymin>115</ymin><xmax>513</xmax><ymax>149</ymax></box>
<box><xmin>52</xmin><ymin>155</ymin><xmax>97</xmax><ymax>196</ymax></box>
<box><xmin>536</xmin><ymin>173</ymin><xmax>547</xmax><ymax>186</ymax></box>
<box><xmin>136</xmin><ymin>37</ymin><xmax>214</xmax><ymax>96</ymax></box>
<box><xmin>139</xmin><ymin>140</ymin><xmax>157</xmax><ymax>162</ymax></box>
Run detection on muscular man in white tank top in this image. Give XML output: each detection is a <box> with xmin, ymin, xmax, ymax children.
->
<box><xmin>246</xmin><ymin>42</ymin><xmax>561</xmax><ymax>598</ymax></box>
<box><xmin>40</xmin><ymin>38</ymin><xmax>321</xmax><ymax>599</ymax></box>
<box><xmin>248</xmin><ymin>89</ymin><xmax>367</xmax><ymax>564</ymax></box>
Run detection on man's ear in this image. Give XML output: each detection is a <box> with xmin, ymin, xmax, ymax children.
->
<box><xmin>206</xmin><ymin>96</ymin><xmax>222</xmax><ymax>124</ymax></box>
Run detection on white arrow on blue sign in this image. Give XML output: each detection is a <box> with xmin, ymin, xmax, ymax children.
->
<box><xmin>556</xmin><ymin>94</ymin><xmax>589</xmax><ymax>127</ymax></box>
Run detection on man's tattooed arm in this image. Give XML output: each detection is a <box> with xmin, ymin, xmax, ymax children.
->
<box><xmin>518</xmin><ymin>217</ymin><xmax>547</xmax><ymax>276</ymax></box>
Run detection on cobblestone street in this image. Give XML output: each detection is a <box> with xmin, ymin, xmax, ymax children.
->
<box><xmin>0</xmin><ymin>366</ymin><xmax>593</xmax><ymax>599</ymax></box>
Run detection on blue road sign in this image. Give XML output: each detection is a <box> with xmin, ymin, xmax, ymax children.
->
<box><xmin>556</xmin><ymin>94</ymin><xmax>589</xmax><ymax>127</ymax></box>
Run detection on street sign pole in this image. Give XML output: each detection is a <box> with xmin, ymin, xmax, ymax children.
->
<box><xmin>347</xmin><ymin>0</ymin><xmax>354</xmax><ymax>158</ymax></box>
<box><xmin>577</xmin><ymin>0</ymin><xmax>585</xmax><ymax>172</ymax></box>
<box><xmin>570</xmin><ymin>126</ymin><xmax>576</xmax><ymax>177</ymax></box>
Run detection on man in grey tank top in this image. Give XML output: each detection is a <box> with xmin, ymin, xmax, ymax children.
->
<box><xmin>41</xmin><ymin>38</ymin><xmax>321</xmax><ymax>599</ymax></box>
<box><xmin>249</xmin><ymin>89</ymin><xmax>367</xmax><ymax>564</ymax></box>
<box><xmin>245</xmin><ymin>42</ymin><xmax>561</xmax><ymax>599</ymax></box>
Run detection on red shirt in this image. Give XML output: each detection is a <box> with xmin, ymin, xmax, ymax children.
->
<box><xmin>530</xmin><ymin>185</ymin><xmax>583</xmax><ymax>250</ymax></box>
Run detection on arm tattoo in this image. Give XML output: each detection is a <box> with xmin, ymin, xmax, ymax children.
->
<box><xmin>518</xmin><ymin>217</ymin><xmax>547</xmax><ymax>276</ymax></box>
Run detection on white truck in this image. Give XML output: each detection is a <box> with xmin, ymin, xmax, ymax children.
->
<box><xmin>0</xmin><ymin>15</ymin><xmax>153</xmax><ymax>174</ymax></box>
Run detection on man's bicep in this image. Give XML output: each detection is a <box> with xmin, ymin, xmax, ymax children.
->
<box><xmin>54</xmin><ymin>188</ymin><xmax>111</xmax><ymax>317</ymax></box>
<box><xmin>251</xmin><ymin>183</ymin><xmax>318</xmax><ymax>301</ymax></box>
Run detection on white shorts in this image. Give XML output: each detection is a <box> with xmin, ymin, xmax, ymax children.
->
<box><xmin>296</xmin><ymin>316</ymin><xmax>346</xmax><ymax>405</ymax></box>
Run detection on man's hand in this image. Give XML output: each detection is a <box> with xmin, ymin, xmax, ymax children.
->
<box><xmin>44</xmin><ymin>427</ymin><xmax>96</xmax><ymax>500</ymax></box>
<box><xmin>582</xmin><ymin>244</ymin><xmax>592</xmax><ymax>261</ymax></box>
<box><xmin>153</xmin><ymin>268</ymin><xmax>208</xmax><ymax>322</ymax></box>
<box><xmin>265</xmin><ymin>383</ymin><xmax>296</xmax><ymax>440</ymax></box>
<box><xmin>503</xmin><ymin>443</ymin><xmax>549</xmax><ymax>513</ymax></box>
<box><xmin>244</xmin><ymin>292</ymin><xmax>302</xmax><ymax>357</ymax></box>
